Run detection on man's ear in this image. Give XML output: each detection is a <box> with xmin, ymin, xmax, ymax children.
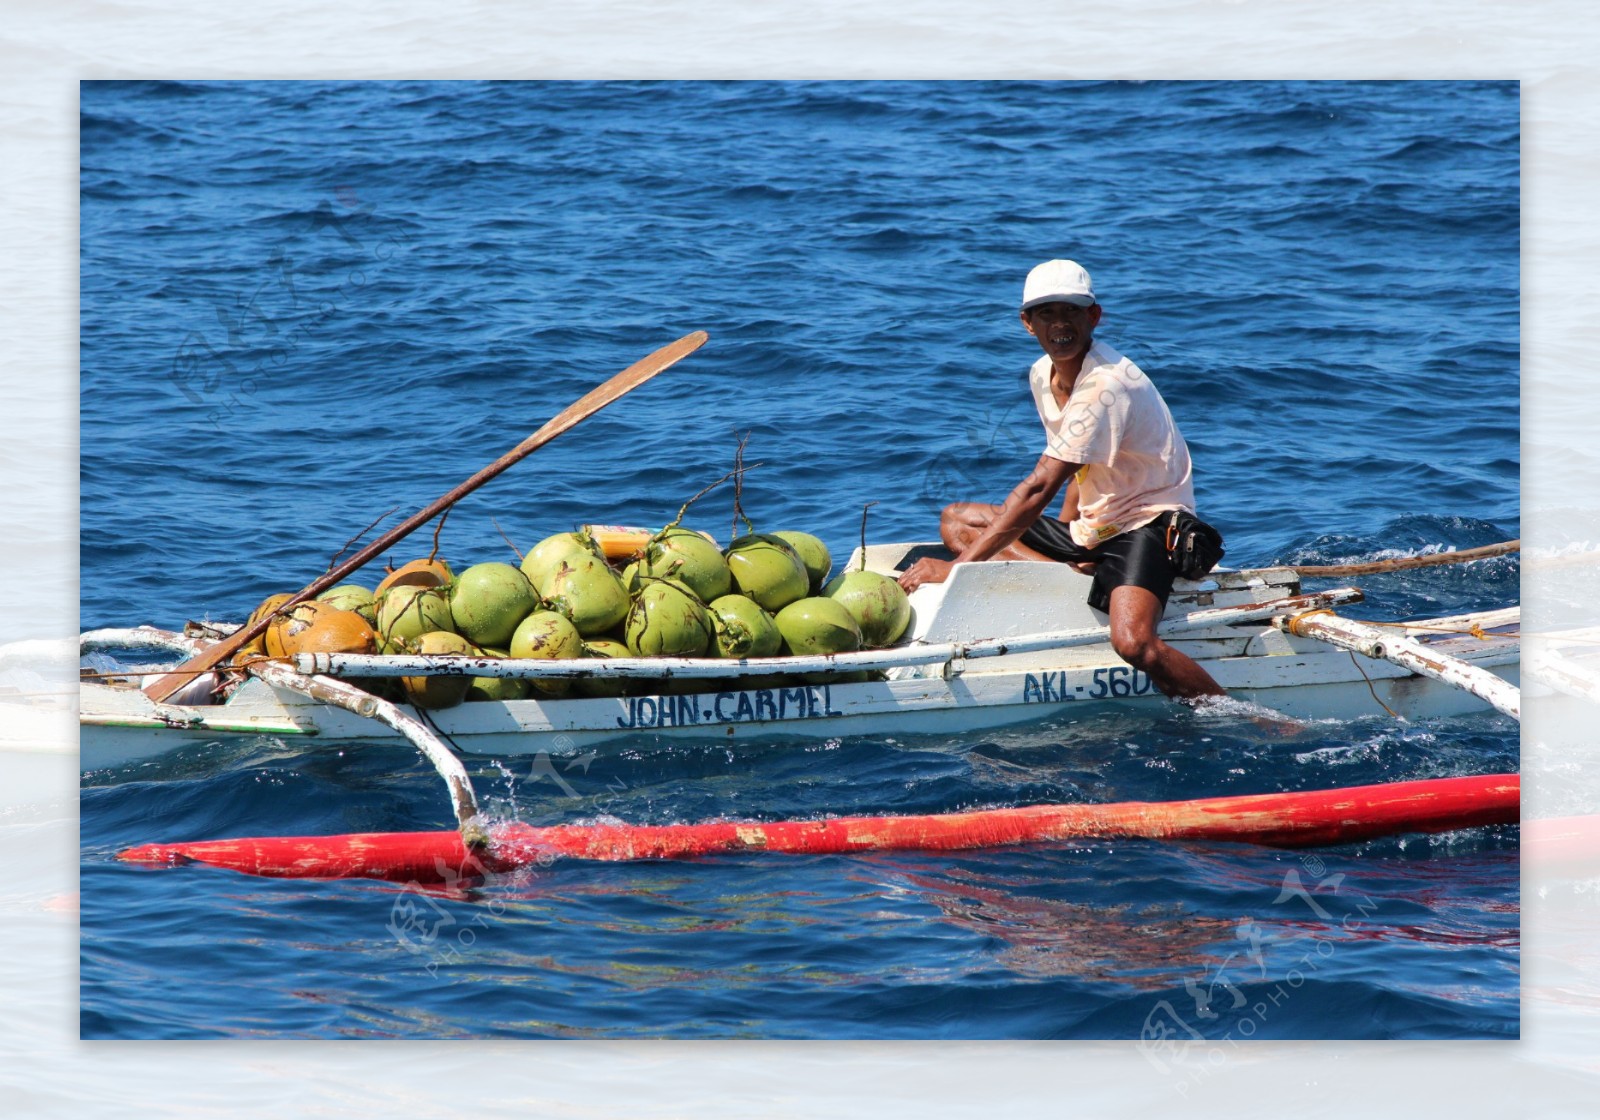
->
<box><xmin>1020</xmin><ymin>309</ymin><xmax>1036</xmax><ymax>336</ymax></box>
<box><xmin>1087</xmin><ymin>304</ymin><xmax>1103</xmax><ymax>328</ymax></box>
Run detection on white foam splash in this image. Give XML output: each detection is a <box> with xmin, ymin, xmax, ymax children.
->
<box><xmin>1181</xmin><ymin>694</ymin><xmax>1343</xmax><ymax>740</ymax></box>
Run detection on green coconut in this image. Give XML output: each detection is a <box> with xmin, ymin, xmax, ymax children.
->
<box><xmin>449</xmin><ymin>562</ymin><xmax>538</xmax><ymax>649</ymax></box>
<box><xmin>376</xmin><ymin>584</ymin><xmax>456</xmax><ymax>652</ymax></box>
<box><xmin>774</xmin><ymin>596</ymin><xmax>863</xmax><ymax>657</ymax></box>
<box><xmin>467</xmin><ymin>675</ymin><xmax>528</xmax><ymax>702</ymax></box>
<box><xmin>576</xmin><ymin>638</ymin><xmax>634</xmax><ymax>698</ymax></box>
<box><xmin>315</xmin><ymin>584</ymin><xmax>377</xmax><ymax>626</ymax></box>
<box><xmin>465</xmin><ymin>646</ymin><xmax>528</xmax><ymax>702</ymax></box>
<box><xmin>772</xmin><ymin>531</ymin><xmax>832</xmax><ymax>595</ymax></box>
<box><xmin>707</xmin><ymin>593</ymin><xmax>783</xmax><ymax>659</ymax></box>
<box><xmin>520</xmin><ymin>530</ymin><xmax>606</xmax><ymax>597</ymax></box>
<box><xmin>636</xmin><ymin>527</ymin><xmax>732</xmax><ymax>604</ymax></box>
<box><xmin>824</xmin><ymin>569</ymin><xmax>913</xmax><ymax>648</ymax></box>
<box><xmin>542</xmin><ymin>551</ymin><xmax>631</xmax><ymax>636</ymax></box>
<box><xmin>401</xmin><ymin>631</ymin><xmax>477</xmax><ymax>710</ymax></box>
<box><xmin>509</xmin><ymin>610</ymin><xmax>584</xmax><ymax>699</ymax></box>
<box><xmin>625</xmin><ymin>579</ymin><xmax>714</xmax><ymax>658</ymax></box>
<box><xmin>724</xmin><ymin>533</ymin><xmax>810</xmax><ymax>612</ymax></box>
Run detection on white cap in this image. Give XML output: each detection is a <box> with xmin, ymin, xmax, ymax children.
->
<box><xmin>1021</xmin><ymin>259</ymin><xmax>1096</xmax><ymax>310</ymax></box>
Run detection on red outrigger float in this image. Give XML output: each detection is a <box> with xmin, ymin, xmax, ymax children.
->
<box><xmin>120</xmin><ymin>773</ymin><xmax>1520</xmax><ymax>884</ymax></box>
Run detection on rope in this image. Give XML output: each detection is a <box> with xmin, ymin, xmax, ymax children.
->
<box><xmin>1348</xmin><ymin>651</ymin><xmax>1402</xmax><ymax>720</ymax></box>
<box><xmin>80</xmin><ymin>663</ymin><xmax>238</xmax><ymax>682</ymax></box>
<box><xmin>1284</xmin><ymin>608</ymin><xmax>1337</xmax><ymax>637</ymax></box>
<box><xmin>416</xmin><ymin>705</ymin><xmax>473</xmax><ymax>763</ymax></box>
<box><xmin>1283</xmin><ymin>608</ymin><xmax>1497</xmax><ymax>719</ymax></box>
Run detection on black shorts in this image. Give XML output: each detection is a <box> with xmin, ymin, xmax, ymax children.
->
<box><xmin>1018</xmin><ymin>516</ymin><xmax>1181</xmax><ymax>614</ymax></box>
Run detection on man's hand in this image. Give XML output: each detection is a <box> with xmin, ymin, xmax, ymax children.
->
<box><xmin>898</xmin><ymin>557</ymin><xmax>954</xmax><ymax>592</ymax></box>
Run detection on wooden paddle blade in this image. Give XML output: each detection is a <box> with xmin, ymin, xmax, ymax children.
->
<box><xmin>518</xmin><ymin>330</ymin><xmax>707</xmax><ymax>452</ymax></box>
<box><xmin>141</xmin><ymin>331</ymin><xmax>709</xmax><ymax>702</ymax></box>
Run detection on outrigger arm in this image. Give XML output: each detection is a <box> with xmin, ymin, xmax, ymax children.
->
<box><xmin>245</xmin><ymin>660</ymin><xmax>485</xmax><ymax>844</ymax></box>
<box><xmin>1276</xmin><ymin>610</ymin><xmax>1520</xmax><ymax>720</ymax></box>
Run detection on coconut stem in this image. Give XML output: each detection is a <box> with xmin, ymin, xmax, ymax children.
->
<box><xmin>858</xmin><ymin>501</ymin><xmax>878</xmax><ymax>573</ymax></box>
<box><xmin>426</xmin><ymin>507</ymin><xmax>450</xmax><ymax>566</ymax></box>
<box><xmin>491</xmin><ymin>517</ymin><xmax>524</xmax><ymax>562</ymax></box>
<box><xmin>325</xmin><ymin>506</ymin><xmax>400</xmax><ymax>574</ymax></box>
<box><xmin>663</xmin><ymin>460</ymin><xmax>764</xmax><ymax>536</ymax></box>
<box><xmin>730</xmin><ymin>431</ymin><xmax>756</xmax><ymax>540</ymax></box>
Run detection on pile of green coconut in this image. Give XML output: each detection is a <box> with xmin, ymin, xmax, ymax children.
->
<box><xmin>243</xmin><ymin>523</ymin><xmax>912</xmax><ymax>710</ymax></box>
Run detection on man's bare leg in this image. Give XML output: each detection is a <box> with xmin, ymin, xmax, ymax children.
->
<box><xmin>1106</xmin><ymin>584</ymin><xmax>1226</xmax><ymax>702</ymax></box>
<box><xmin>938</xmin><ymin>502</ymin><xmax>1056</xmax><ymax>561</ymax></box>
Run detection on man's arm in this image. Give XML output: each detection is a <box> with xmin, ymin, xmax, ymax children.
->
<box><xmin>954</xmin><ymin>453</ymin><xmax>1077</xmax><ymax>562</ymax></box>
<box><xmin>900</xmin><ymin>454</ymin><xmax>1078</xmax><ymax>591</ymax></box>
<box><xmin>1059</xmin><ymin>473</ymin><xmax>1080</xmax><ymax>522</ymax></box>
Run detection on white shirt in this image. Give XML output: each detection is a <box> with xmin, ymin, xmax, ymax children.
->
<box><xmin>1029</xmin><ymin>340</ymin><xmax>1195</xmax><ymax>549</ymax></box>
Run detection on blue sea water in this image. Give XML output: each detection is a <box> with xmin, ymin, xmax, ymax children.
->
<box><xmin>78</xmin><ymin>80</ymin><xmax>1520</xmax><ymax>1040</ymax></box>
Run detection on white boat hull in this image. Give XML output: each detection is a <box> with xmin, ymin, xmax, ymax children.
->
<box><xmin>81</xmin><ymin>626</ymin><xmax>1520</xmax><ymax>773</ymax></box>
<box><xmin>80</xmin><ymin>548</ymin><xmax>1522</xmax><ymax>775</ymax></box>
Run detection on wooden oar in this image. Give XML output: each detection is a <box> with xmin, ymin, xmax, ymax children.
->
<box><xmin>143</xmin><ymin>331</ymin><xmax>709</xmax><ymax>702</ymax></box>
<box><xmin>1288</xmin><ymin>539</ymin><xmax>1518</xmax><ymax>576</ymax></box>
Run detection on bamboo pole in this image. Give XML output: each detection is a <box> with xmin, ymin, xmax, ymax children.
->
<box><xmin>296</xmin><ymin>587</ymin><xmax>1366</xmax><ymax>681</ymax></box>
<box><xmin>1288</xmin><ymin>539</ymin><xmax>1518</xmax><ymax>576</ymax></box>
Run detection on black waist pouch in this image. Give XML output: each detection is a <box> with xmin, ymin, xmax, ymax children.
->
<box><xmin>1165</xmin><ymin>510</ymin><xmax>1226</xmax><ymax>580</ymax></box>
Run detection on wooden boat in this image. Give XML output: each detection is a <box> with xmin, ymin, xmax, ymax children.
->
<box><xmin>80</xmin><ymin>543</ymin><xmax>1521</xmax><ymax>775</ymax></box>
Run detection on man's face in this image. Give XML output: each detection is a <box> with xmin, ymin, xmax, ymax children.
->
<box><xmin>1022</xmin><ymin>301</ymin><xmax>1102</xmax><ymax>369</ymax></box>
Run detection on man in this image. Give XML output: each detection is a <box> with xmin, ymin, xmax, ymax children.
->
<box><xmin>898</xmin><ymin>259</ymin><xmax>1226</xmax><ymax>703</ymax></box>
